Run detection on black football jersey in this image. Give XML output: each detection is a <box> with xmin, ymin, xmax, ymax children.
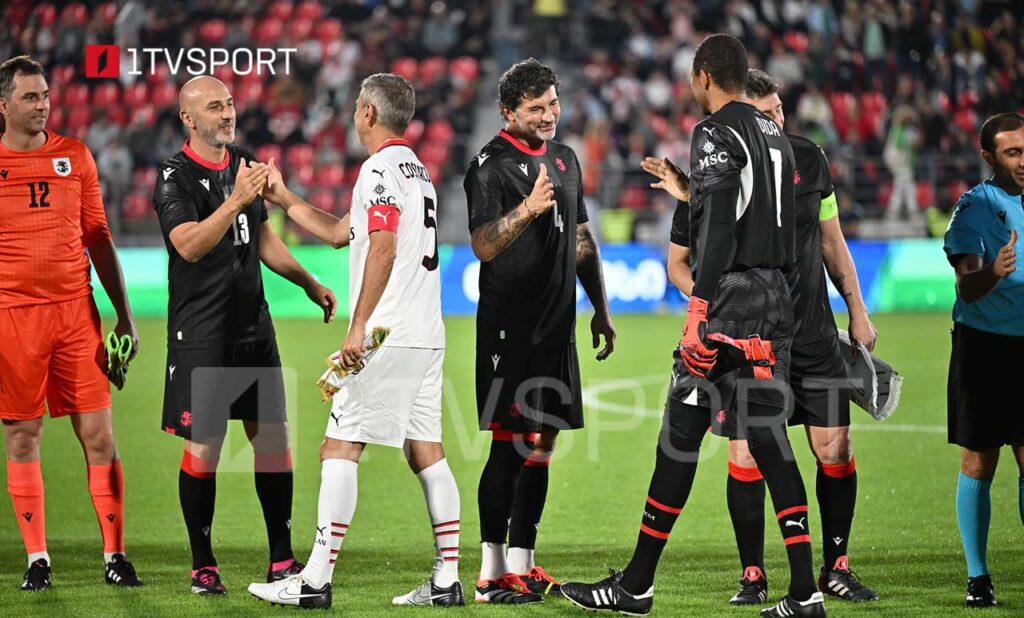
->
<box><xmin>152</xmin><ymin>142</ymin><xmax>272</xmax><ymax>349</ymax></box>
<box><xmin>688</xmin><ymin>101</ymin><xmax>796</xmax><ymax>291</ymax></box>
<box><xmin>789</xmin><ymin>134</ymin><xmax>838</xmax><ymax>345</ymax></box>
<box><xmin>671</xmin><ymin>199</ymin><xmax>690</xmax><ymax>247</ymax></box>
<box><xmin>464</xmin><ymin>130</ymin><xmax>588</xmax><ymax>349</ymax></box>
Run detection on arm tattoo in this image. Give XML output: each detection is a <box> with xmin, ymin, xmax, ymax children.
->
<box><xmin>833</xmin><ymin>271</ymin><xmax>853</xmax><ymax>299</ymax></box>
<box><xmin>475</xmin><ymin>203</ymin><xmax>532</xmax><ymax>257</ymax></box>
<box><xmin>576</xmin><ymin>224</ymin><xmax>596</xmax><ymax>265</ymax></box>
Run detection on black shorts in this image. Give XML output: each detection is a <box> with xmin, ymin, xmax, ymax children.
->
<box><xmin>475</xmin><ymin>342</ymin><xmax>583</xmax><ymax>432</ymax></box>
<box><xmin>669</xmin><ymin>269</ymin><xmax>794</xmax><ymax>439</ymax></box>
<box><xmin>162</xmin><ymin>339</ymin><xmax>287</xmax><ymax>440</ymax></box>
<box><xmin>948</xmin><ymin>322</ymin><xmax>1024</xmax><ymax>450</ymax></box>
<box><xmin>789</xmin><ymin>332</ymin><xmax>851</xmax><ymax>428</ymax></box>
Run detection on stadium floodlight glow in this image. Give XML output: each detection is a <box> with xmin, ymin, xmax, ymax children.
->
<box><xmin>84</xmin><ymin>45</ymin><xmax>297</xmax><ymax>78</ymax></box>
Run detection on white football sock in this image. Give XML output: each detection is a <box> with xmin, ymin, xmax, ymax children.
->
<box><xmin>417</xmin><ymin>458</ymin><xmax>460</xmax><ymax>588</ymax></box>
<box><xmin>28</xmin><ymin>551</ymin><xmax>50</xmax><ymax>567</ymax></box>
<box><xmin>507</xmin><ymin>547</ymin><xmax>535</xmax><ymax>574</ymax></box>
<box><xmin>302</xmin><ymin>459</ymin><xmax>358</xmax><ymax>589</ymax></box>
<box><xmin>479</xmin><ymin>542</ymin><xmax>509</xmax><ymax>582</ymax></box>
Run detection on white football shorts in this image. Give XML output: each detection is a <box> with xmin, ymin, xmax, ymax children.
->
<box><xmin>326</xmin><ymin>346</ymin><xmax>444</xmax><ymax>447</ymax></box>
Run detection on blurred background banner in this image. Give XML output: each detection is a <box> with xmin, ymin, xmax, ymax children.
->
<box><xmin>92</xmin><ymin>240</ymin><xmax>955</xmax><ymax>318</ymax></box>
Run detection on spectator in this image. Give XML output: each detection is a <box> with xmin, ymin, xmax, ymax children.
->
<box><xmin>883</xmin><ymin>105</ymin><xmax>923</xmax><ymax>221</ymax></box>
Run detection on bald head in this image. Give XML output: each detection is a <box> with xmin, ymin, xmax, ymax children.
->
<box><xmin>179</xmin><ymin>76</ymin><xmax>236</xmax><ymax>148</ymax></box>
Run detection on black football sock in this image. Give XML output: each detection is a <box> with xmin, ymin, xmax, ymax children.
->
<box><xmin>179</xmin><ymin>452</ymin><xmax>218</xmax><ymax>570</ymax></box>
<box><xmin>620</xmin><ymin>428</ymin><xmax>702</xmax><ymax>595</ymax></box>
<box><xmin>727</xmin><ymin>460</ymin><xmax>766</xmax><ymax>575</ymax></box>
<box><xmin>508</xmin><ymin>447</ymin><xmax>550</xmax><ymax>551</ymax></box>
<box><xmin>746</xmin><ymin>423</ymin><xmax>817</xmax><ymax>601</ymax></box>
<box><xmin>817</xmin><ymin>458</ymin><xmax>857</xmax><ymax>570</ymax></box>
<box><xmin>254</xmin><ymin>467</ymin><xmax>295</xmax><ymax>564</ymax></box>
<box><xmin>478</xmin><ymin>435</ymin><xmax>529</xmax><ymax>543</ymax></box>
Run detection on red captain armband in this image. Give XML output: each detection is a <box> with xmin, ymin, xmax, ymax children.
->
<box><xmin>367</xmin><ymin>205</ymin><xmax>400</xmax><ymax>234</ymax></box>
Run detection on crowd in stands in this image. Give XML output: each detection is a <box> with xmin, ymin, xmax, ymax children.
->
<box><xmin>516</xmin><ymin>0</ymin><xmax>1022</xmax><ymax>237</ymax></box>
<box><xmin>1</xmin><ymin>0</ymin><xmax>488</xmax><ymax>239</ymax></box>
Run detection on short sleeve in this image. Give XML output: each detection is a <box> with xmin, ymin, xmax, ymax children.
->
<box><xmin>78</xmin><ymin>145</ymin><xmax>112</xmax><ymax>247</ymax></box>
<box><xmin>359</xmin><ymin>163</ymin><xmax>405</xmax><ymax>214</ymax></box>
<box><xmin>670</xmin><ymin>200</ymin><xmax>690</xmax><ymax>246</ymax></box>
<box><xmin>817</xmin><ymin>145</ymin><xmax>834</xmax><ymax>198</ymax></box>
<box><xmin>465</xmin><ymin>154</ymin><xmax>504</xmax><ymax>232</ymax></box>
<box><xmin>152</xmin><ymin>165</ymin><xmax>199</xmax><ymax>235</ymax></box>
<box><xmin>943</xmin><ymin>193</ymin><xmax>986</xmax><ymax>263</ymax></box>
<box><xmin>575</xmin><ymin>156</ymin><xmax>589</xmax><ymax>224</ymax></box>
<box><xmin>690</xmin><ymin>121</ymin><xmax>747</xmax><ymax>194</ymax></box>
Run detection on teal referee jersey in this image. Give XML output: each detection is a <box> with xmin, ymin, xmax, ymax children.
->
<box><xmin>943</xmin><ymin>179</ymin><xmax>1024</xmax><ymax>336</ymax></box>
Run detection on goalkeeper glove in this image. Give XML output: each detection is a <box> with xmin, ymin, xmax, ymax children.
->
<box><xmin>676</xmin><ymin>296</ymin><xmax>718</xmax><ymax>378</ymax></box>
<box><xmin>706</xmin><ymin>333</ymin><xmax>777</xmax><ymax>380</ymax></box>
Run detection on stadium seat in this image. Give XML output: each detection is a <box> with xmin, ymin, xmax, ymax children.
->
<box><xmin>419</xmin><ymin>143</ymin><xmax>449</xmax><ymax>167</ymax></box>
<box><xmin>390</xmin><ymin>58</ymin><xmax>418</xmax><ymax>81</ymax></box>
<box><xmin>130</xmin><ymin>104</ymin><xmax>156</xmax><ymax>127</ymax></box>
<box><xmin>254</xmin><ymin>18</ymin><xmax>284</xmax><ymax>46</ymax></box>
<box><xmin>47</xmin><ymin>107</ymin><xmax>65</xmax><ymax>132</ymax></box>
<box><xmin>404</xmin><ymin>119</ymin><xmax>425</xmax><ymax>145</ymax></box>
<box><xmin>60</xmin><ymin>3</ymin><xmax>88</xmax><ymax>27</ymax></box>
<box><xmin>199</xmin><ymin>19</ymin><xmax>228</xmax><ymax>45</ymax></box>
<box><xmin>286</xmin><ymin>144</ymin><xmax>315</xmax><ymax>169</ymax></box>
<box><xmin>123</xmin><ymin>83</ymin><xmax>149</xmax><ymax>107</ymax></box>
<box><xmin>93</xmin><ymin>83</ymin><xmax>121</xmax><ymax>107</ymax></box>
<box><xmin>315</xmin><ymin>18</ymin><xmax>343</xmax><ymax>44</ymax></box>
<box><xmin>317</xmin><ymin>164</ymin><xmax>346</xmax><ymax>189</ymax></box>
<box><xmin>425</xmin><ymin>120</ymin><xmax>454</xmax><ymax>146</ymax></box>
<box><xmin>146</xmin><ymin>64</ymin><xmax>172</xmax><ymax>86</ymax></box>
<box><xmin>310</xmin><ymin>189</ymin><xmax>335</xmax><ymax>214</ymax></box>
<box><xmin>151</xmin><ymin>82</ymin><xmax>178</xmax><ymax>108</ymax></box>
<box><xmin>133</xmin><ymin>168</ymin><xmax>158</xmax><ymax>193</ymax></box>
<box><xmin>105</xmin><ymin>107</ymin><xmax>127</xmax><ymax>127</ymax></box>
<box><xmin>450</xmin><ymin>56</ymin><xmax>480</xmax><ymax>84</ymax></box>
<box><xmin>97</xmin><ymin>2</ymin><xmax>118</xmax><ymax>26</ymax></box>
<box><xmin>295</xmin><ymin>0</ymin><xmax>322</xmax><ymax>20</ymax></box>
<box><xmin>289</xmin><ymin>17</ymin><xmax>314</xmax><ymax>41</ymax></box>
<box><xmin>293</xmin><ymin>162</ymin><xmax>316</xmax><ymax>186</ymax></box>
<box><xmin>916</xmin><ymin>181</ymin><xmax>935</xmax><ymax>209</ymax></box>
<box><xmin>122</xmin><ymin>194</ymin><xmax>152</xmax><ymax>220</ymax></box>
<box><xmin>235</xmin><ymin>81</ymin><xmax>265</xmax><ymax>106</ymax></box>
<box><xmin>50</xmin><ymin>64</ymin><xmax>75</xmax><ymax>87</ymax></box>
<box><xmin>419</xmin><ymin>57</ymin><xmax>448</xmax><ymax>86</ymax></box>
<box><xmin>66</xmin><ymin>107</ymin><xmax>92</xmax><ymax>134</ymax></box>
<box><xmin>34</xmin><ymin>4</ymin><xmax>58</xmax><ymax>28</ymax></box>
<box><xmin>255</xmin><ymin>144</ymin><xmax>283</xmax><ymax>166</ymax></box>
<box><xmin>64</xmin><ymin>83</ymin><xmax>89</xmax><ymax>107</ymax></box>
<box><xmin>267</xmin><ymin>0</ymin><xmax>293</xmax><ymax>20</ymax></box>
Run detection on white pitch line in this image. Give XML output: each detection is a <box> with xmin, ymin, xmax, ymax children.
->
<box><xmin>582</xmin><ymin>374</ymin><xmax>945</xmax><ymax>434</ymax></box>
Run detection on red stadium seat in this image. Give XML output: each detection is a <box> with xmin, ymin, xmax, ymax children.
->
<box><xmin>133</xmin><ymin>168</ymin><xmax>158</xmax><ymax>191</ymax></box>
<box><xmin>151</xmin><ymin>82</ymin><xmax>178</xmax><ymax>108</ymax></box>
<box><xmin>199</xmin><ymin>19</ymin><xmax>228</xmax><ymax>45</ymax></box>
<box><xmin>235</xmin><ymin>81</ymin><xmax>265</xmax><ymax>107</ymax></box>
<box><xmin>317</xmin><ymin>164</ymin><xmax>346</xmax><ymax>189</ymax></box>
<box><xmin>310</xmin><ymin>189</ymin><xmax>335</xmax><ymax>214</ymax></box>
<box><xmin>123</xmin><ymin>82</ymin><xmax>149</xmax><ymax>107</ymax></box>
<box><xmin>419</xmin><ymin>143</ymin><xmax>449</xmax><ymax>166</ymax></box>
<box><xmin>286</xmin><ymin>144</ymin><xmax>315</xmax><ymax>168</ymax></box>
<box><xmin>390</xmin><ymin>58</ymin><xmax>418</xmax><ymax>81</ymax></box>
<box><xmin>34</xmin><ymin>4</ymin><xmax>58</xmax><ymax>28</ymax></box>
<box><xmin>424</xmin><ymin>161</ymin><xmax>443</xmax><ymax>184</ymax></box>
<box><xmin>130</xmin><ymin>104</ymin><xmax>156</xmax><ymax>127</ymax></box>
<box><xmin>450</xmin><ymin>56</ymin><xmax>480</xmax><ymax>83</ymax></box>
<box><xmin>92</xmin><ymin>83</ymin><xmax>121</xmax><ymax>107</ymax></box>
<box><xmin>293</xmin><ymin>162</ymin><xmax>316</xmax><ymax>186</ymax></box>
<box><xmin>47</xmin><ymin>107</ymin><xmax>65</xmax><ymax>132</ymax></box>
<box><xmin>60</xmin><ymin>3</ymin><xmax>88</xmax><ymax>27</ymax></box>
<box><xmin>97</xmin><ymin>2</ymin><xmax>118</xmax><ymax>26</ymax></box>
<box><xmin>425</xmin><ymin>120</ymin><xmax>454</xmax><ymax>145</ymax></box>
<box><xmin>343</xmin><ymin>165</ymin><xmax>361</xmax><ymax>185</ymax></box>
<box><xmin>66</xmin><ymin>107</ymin><xmax>92</xmax><ymax>135</ymax></box>
<box><xmin>295</xmin><ymin>0</ymin><xmax>322</xmax><ymax>20</ymax></box>
<box><xmin>419</xmin><ymin>57</ymin><xmax>447</xmax><ymax>86</ymax></box>
<box><xmin>254</xmin><ymin>18</ymin><xmax>284</xmax><ymax>46</ymax></box>
<box><xmin>105</xmin><ymin>107</ymin><xmax>127</xmax><ymax>127</ymax></box>
<box><xmin>122</xmin><ymin>194</ymin><xmax>152</xmax><ymax>220</ymax></box>
<box><xmin>50</xmin><ymin>64</ymin><xmax>75</xmax><ymax>87</ymax></box>
<box><xmin>916</xmin><ymin>181</ymin><xmax>935</xmax><ymax>209</ymax></box>
<box><xmin>315</xmin><ymin>18</ymin><xmax>343</xmax><ymax>44</ymax></box>
<box><xmin>254</xmin><ymin>144</ymin><xmax>283</xmax><ymax>167</ymax></box>
<box><xmin>267</xmin><ymin>0</ymin><xmax>293</xmax><ymax>20</ymax></box>
<box><xmin>404</xmin><ymin>119</ymin><xmax>425</xmax><ymax>145</ymax></box>
<box><xmin>877</xmin><ymin>182</ymin><xmax>893</xmax><ymax>207</ymax></box>
<box><xmin>289</xmin><ymin>17</ymin><xmax>314</xmax><ymax>41</ymax></box>
<box><xmin>64</xmin><ymin>83</ymin><xmax>89</xmax><ymax>107</ymax></box>
<box><xmin>146</xmin><ymin>64</ymin><xmax>172</xmax><ymax>86</ymax></box>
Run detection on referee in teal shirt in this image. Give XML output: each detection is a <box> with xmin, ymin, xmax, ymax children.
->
<box><xmin>942</xmin><ymin>112</ymin><xmax>1024</xmax><ymax>609</ymax></box>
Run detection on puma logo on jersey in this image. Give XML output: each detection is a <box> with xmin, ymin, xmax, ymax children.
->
<box><xmin>373</xmin><ymin>210</ymin><xmax>392</xmax><ymax>225</ymax></box>
<box><xmin>701</xmin><ymin>126</ymin><xmax>716</xmax><ymax>136</ymax></box>
<box><xmin>371</xmin><ymin>169</ymin><xmax>385</xmax><ymax>178</ymax></box>
<box><xmin>200</xmin><ymin>179</ymin><xmax>210</xmax><ymax>191</ymax></box>
<box><xmin>476</xmin><ymin>153</ymin><xmax>490</xmax><ymax>166</ymax></box>
<box><xmin>163</xmin><ymin>167</ymin><xmax>174</xmax><ymax>180</ymax></box>
<box><xmin>518</xmin><ymin>163</ymin><xmax>528</xmax><ymax>175</ymax></box>
<box><xmin>492</xmin><ymin>354</ymin><xmax>500</xmax><ymax>370</ymax></box>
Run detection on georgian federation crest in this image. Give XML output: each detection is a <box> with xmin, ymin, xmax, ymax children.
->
<box><xmin>52</xmin><ymin>157</ymin><xmax>72</xmax><ymax>177</ymax></box>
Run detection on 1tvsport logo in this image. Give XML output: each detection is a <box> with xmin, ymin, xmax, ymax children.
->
<box><xmin>84</xmin><ymin>45</ymin><xmax>296</xmax><ymax>79</ymax></box>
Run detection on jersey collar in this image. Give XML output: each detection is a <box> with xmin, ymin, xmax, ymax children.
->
<box><xmin>182</xmin><ymin>140</ymin><xmax>230</xmax><ymax>171</ymax></box>
<box><xmin>499</xmin><ymin>129</ymin><xmax>547</xmax><ymax>156</ymax></box>
<box><xmin>375</xmin><ymin>138</ymin><xmax>412</xmax><ymax>153</ymax></box>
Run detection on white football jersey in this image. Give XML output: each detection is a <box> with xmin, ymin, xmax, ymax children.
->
<box><xmin>348</xmin><ymin>139</ymin><xmax>444</xmax><ymax>348</ymax></box>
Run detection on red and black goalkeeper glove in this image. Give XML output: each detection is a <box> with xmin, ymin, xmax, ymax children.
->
<box><xmin>677</xmin><ymin>296</ymin><xmax>718</xmax><ymax>378</ymax></box>
<box><xmin>706</xmin><ymin>333</ymin><xmax>777</xmax><ymax>380</ymax></box>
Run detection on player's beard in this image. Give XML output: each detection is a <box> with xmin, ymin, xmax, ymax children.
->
<box><xmin>198</xmin><ymin>122</ymin><xmax>235</xmax><ymax>148</ymax></box>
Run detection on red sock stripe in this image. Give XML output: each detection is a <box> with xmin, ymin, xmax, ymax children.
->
<box><xmin>817</xmin><ymin>457</ymin><xmax>856</xmax><ymax>478</ymax></box>
<box><xmin>492</xmin><ymin>430</ymin><xmax>540</xmax><ymax>442</ymax></box>
<box><xmin>443</xmin><ymin>557</ymin><xmax>459</xmax><ymax>562</ymax></box>
<box><xmin>330</xmin><ymin>549</ymin><xmax>339</xmax><ymax>555</ymax></box>
<box><xmin>784</xmin><ymin>534</ymin><xmax>812</xmax><ymax>546</ymax></box>
<box><xmin>439</xmin><ymin>546</ymin><xmax>459</xmax><ymax>552</ymax></box>
<box><xmin>435</xmin><ymin>530</ymin><xmax>459</xmax><ymax>536</ymax></box>
<box><xmin>776</xmin><ymin>505</ymin><xmax>808</xmax><ymax>520</ymax></box>
<box><xmin>329</xmin><ymin>559</ymin><xmax>336</xmax><ymax>564</ymax></box>
<box><xmin>331</xmin><ymin>523</ymin><xmax>348</xmax><ymax>528</ymax></box>
<box><xmin>332</xmin><ymin>532</ymin><xmax>345</xmax><ymax>538</ymax></box>
<box><xmin>180</xmin><ymin>451</ymin><xmax>217</xmax><ymax>479</ymax></box>
<box><xmin>728</xmin><ymin>461</ymin><xmax>764</xmax><ymax>482</ymax></box>
<box><xmin>645</xmin><ymin>496</ymin><xmax>683</xmax><ymax>515</ymax></box>
<box><xmin>432</xmin><ymin>519</ymin><xmax>460</xmax><ymax>528</ymax></box>
<box><xmin>640</xmin><ymin>524</ymin><xmax>670</xmax><ymax>540</ymax></box>
<box><xmin>524</xmin><ymin>456</ymin><xmax>551</xmax><ymax>467</ymax></box>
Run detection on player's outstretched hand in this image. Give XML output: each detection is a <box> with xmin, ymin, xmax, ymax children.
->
<box><xmin>591</xmin><ymin>312</ymin><xmax>617</xmax><ymax>361</ymax></box>
<box><xmin>339</xmin><ymin>323</ymin><xmax>366</xmax><ymax>370</ymax></box>
<box><xmin>260</xmin><ymin>157</ymin><xmax>288</xmax><ymax>205</ymax></box>
<box><xmin>306</xmin><ymin>282</ymin><xmax>337</xmax><ymax>324</ymax></box>
<box><xmin>995</xmin><ymin>229</ymin><xmax>1017</xmax><ymax>278</ymax></box>
<box><xmin>525</xmin><ymin>163</ymin><xmax>556</xmax><ymax>216</ymax></box>
<box><xmin>230</xmin><ymin>158</ymin><xmax>270</xmax><ymax>209</ymax></box>
<box><xmin>114</xmin><ymin>318</ymin><xmax>140</xmax><ymax>363</ymax></box>
<box><xmin>641</xmin><ymin>157</ymin><xmax>690</xmax><ymax>202</ymax></box>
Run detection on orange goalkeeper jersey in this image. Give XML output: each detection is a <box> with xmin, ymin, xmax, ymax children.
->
<box><xmin>0</xmin><ymin>131</ymin><xmax>112</xmax><ymax>308</ymax></box>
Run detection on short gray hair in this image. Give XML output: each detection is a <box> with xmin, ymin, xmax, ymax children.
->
<box><xmin>360</xmin><ymin>73</ymin><xmax>415</xmax><ymax>134</ymax></box>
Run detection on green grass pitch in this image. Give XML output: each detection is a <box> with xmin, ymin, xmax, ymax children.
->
<box><xmin>1</xmin><ymin>312</ymin><xmax>1022</xmax><ymax>616</ymax></box>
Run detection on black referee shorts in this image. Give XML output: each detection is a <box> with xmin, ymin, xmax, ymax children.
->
<box><xmin>161</xmin><ymin>339</ymin><xmax>287</xmax><ymax>441</ymax></box>
<box><xmin>788</xmin><ymin>332</ymin><xmax>851</xmax><ymax>429</ymax></box>
<box><xmin>670</xmin><ymin>268</ymin><xmax>795</xmax><ymax>439</ymax></box>
<box><xmin>475</xmin><ymin>342</ymin><xmax>583</xmax><ymax>433</ymax></box>
<box><xmin>948</xmin><ymin>322</ymin><xmax>1024</xmax><ymax>450</ymax></box>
